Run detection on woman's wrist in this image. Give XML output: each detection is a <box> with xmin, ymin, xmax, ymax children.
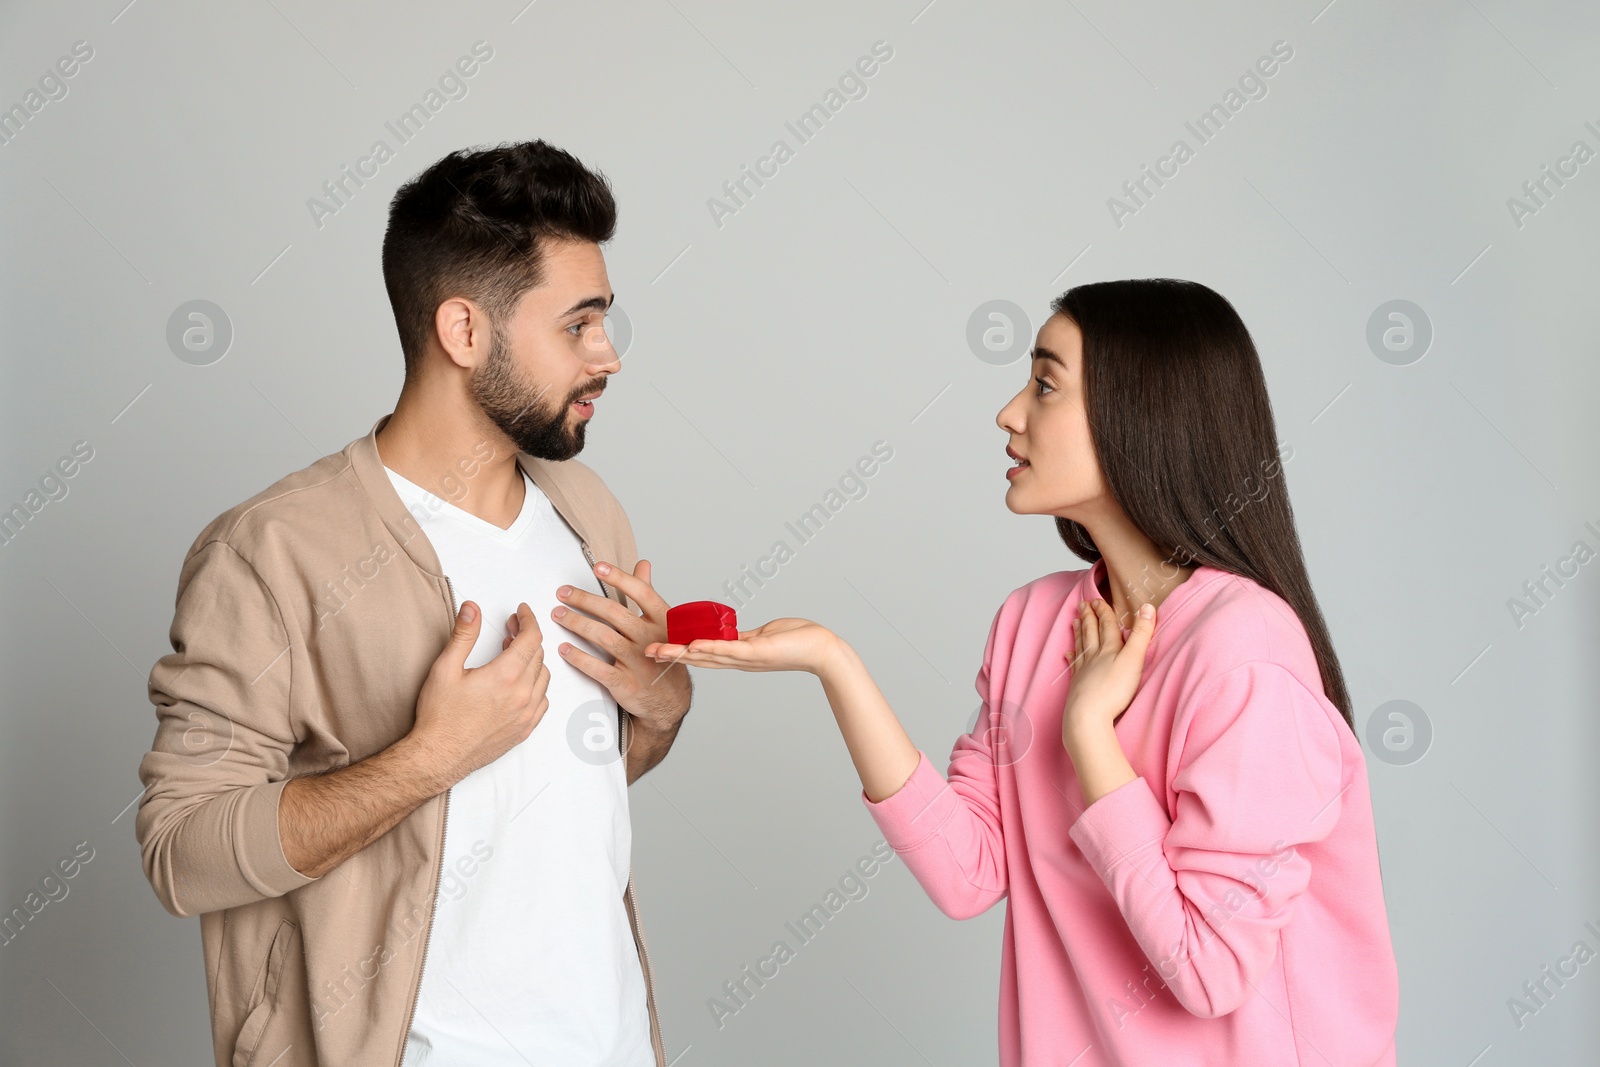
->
<box><xmin>1061</xmin><ymin>715</ymin><xmax>1114</xmax><ymax>757</ymax></box>
<box><xmin>810</xmin><ymin>630</ymin><xmax>856</xmax><ymax>679</ymax></box>
<box><xmin>1062</xmin><ymin>719</ymin><xmax>1138</xmax><ymax>807</ymax></box>
<box><xmin>808</xmin><ymin>635</ymin><xmax>921</xmax><ymax>802</ymax></box>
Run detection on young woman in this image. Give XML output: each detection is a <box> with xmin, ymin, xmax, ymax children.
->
<box><xmin>646</xmin><ymin>279</ymin><xmax>1400</xmax><ymax>1066</ymax></box>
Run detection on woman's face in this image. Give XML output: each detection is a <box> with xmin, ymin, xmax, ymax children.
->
<box><xmin>996</xmin><ymin>312</ymin><xmax>1109</xmax><ymax>519</ymax></box>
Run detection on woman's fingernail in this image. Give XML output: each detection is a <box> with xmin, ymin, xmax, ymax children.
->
<box><xmin>595</xmin><ymin>562</ymin><xmax>610</xmax><ymax>575</ymax></box>
<box><xmin>553</xmin><ymin>606</ymin><xmax>567</xmax><ymax>617</ymax></box>
<box><xmin>1139</xmin><ymin>603</ymin><xmax>1154</xmax><ymax>619</ymax></box>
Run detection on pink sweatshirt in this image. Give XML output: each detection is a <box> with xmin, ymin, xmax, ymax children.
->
<box><xmin>862</xmin><ymin>558</ymin><xmax>1399</xmax><ymax>1066</ymax></box>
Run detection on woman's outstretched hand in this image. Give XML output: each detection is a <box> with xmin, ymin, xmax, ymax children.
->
<box><xmin>645</xmin><ymin>617</ymin><xmax>841</xmax><ymax>676</ymax></box>
<box><xmin>651</xmin><ymin>617</ymin><xmax>920</xmax><ymax>802</ymax></box>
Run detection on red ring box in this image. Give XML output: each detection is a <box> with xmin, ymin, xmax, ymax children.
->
<box><xmin>666</xmin><ymin>601</ymin><xmax>739</xmax><ymax>646</ymax></box>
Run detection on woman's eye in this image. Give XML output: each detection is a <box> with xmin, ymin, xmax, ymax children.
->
<box><xmin>1034</xmin><ymin>376</ymin><xmax>1053</xmax><ymax>396</ymax></box>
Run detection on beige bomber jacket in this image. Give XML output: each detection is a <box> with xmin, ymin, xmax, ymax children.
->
<box><xmin>135</xmin><ymin>413</ymin><xmax>667</xmax><ymax>1067</ymax></box>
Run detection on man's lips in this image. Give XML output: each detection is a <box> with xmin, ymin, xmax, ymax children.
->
<box><xmin>572</xmin><ymin>389</ymin><xmax>602</xmax><ymax>417</ymax></box>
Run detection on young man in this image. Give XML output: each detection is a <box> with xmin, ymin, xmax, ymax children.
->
<box><xmin>135</xmin><ymin>141</ymin><xmax>689</xmax><ymax>1067</ymax></box>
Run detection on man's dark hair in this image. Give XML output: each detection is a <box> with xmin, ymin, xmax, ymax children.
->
<box><xmin>381</xmin><ymin>140</ymin><xmax>617</xmax><ymax>379</ymax></box>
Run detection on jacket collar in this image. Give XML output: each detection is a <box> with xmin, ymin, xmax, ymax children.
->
<box><xmin>348</xmin><ymin>412</ymin><xmax>599</xmax><ymax>576</ymax></box>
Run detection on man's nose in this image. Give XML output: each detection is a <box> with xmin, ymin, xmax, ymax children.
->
<box><xmin>582</xmin><ymin>325</ymin><xmax>621</xmax><ymax>371</ymax></box>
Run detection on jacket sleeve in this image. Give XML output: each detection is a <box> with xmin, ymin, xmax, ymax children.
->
<box><xmin>859</xmin><ymin>602</ymin><xmax>1010</xmax><ymax>920</ymax></box>
<box><xmin>135</xmin><ymin>539</ymin><xmax>318</xmax><ymax>918</ymax></box>
<box><xmin>1066</xmin><ymin>660</ymin><xmax>1345</xmax><ymax>1018</ymax></box>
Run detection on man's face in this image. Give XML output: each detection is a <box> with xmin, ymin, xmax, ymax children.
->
<box><xmin>470</xmin><ymin>238</ymin><xmax>619</xmax><ymax>462</ymax></box>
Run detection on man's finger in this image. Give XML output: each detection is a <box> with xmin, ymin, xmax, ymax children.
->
<box><xmin>559</xmin><ymin>583</ymin><xmax>645</xmax><ymax>640</ymax></box>
<box><xmin>552</xmin><ymin>602</ymin><xmax>628</xmax><ymax>661</ymax></box>
<box><xmin>442</xmin><ymin>600</ymin><xmax>482</xmax><ymax>671</ymax></box>
<box><xmin>590</xmin><ymin>558</ymin><xmax>671</xmax><ymax>619</ymax></box>
<box><xmin>501</xmin><ymin>602</ymin><xmax>544</xmax><ymax>674</ymax></box>
<box><xmin>559</xmin><ymin>640</ymin><xmax>624</xmax><ymax>691</ymax></box>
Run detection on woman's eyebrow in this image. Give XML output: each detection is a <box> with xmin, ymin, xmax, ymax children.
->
<box><xmin>1031</xmin><ymin>345</ymin><xmax>1065</xmax><ymax>368</ymax></box>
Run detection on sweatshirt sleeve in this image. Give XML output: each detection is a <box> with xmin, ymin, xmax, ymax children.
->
<box><xmin>1067</xmin><ymin>660</ymin><xmax>1345</xmax><ymax>1019</ymax></box>
<box><xmin>135</xmin><ymin>540</ymin><xmax>318</xmax><ymax>918</ymax></box>
<box><xmin>859</xmin><ymin>604</ymin><xmax>1010</xmax><ymax>920</ymax></box>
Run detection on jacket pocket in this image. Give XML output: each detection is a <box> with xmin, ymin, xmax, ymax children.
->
<box><xmin>232</xmin><ymin>919</ymin><xmax>296</xmax><ymax>1067</ymax></box>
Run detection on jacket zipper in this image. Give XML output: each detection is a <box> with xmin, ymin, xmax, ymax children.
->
<box><xmin>580</xmin><ymin>540</ymin><xmax>665</xmax><ymax>1065</ymax></box>
<box><xmin>395</xmin><ymin>574</ymin><xmax>456</xmax><ymax>1067</ymax></box>
<box><xmin>580</xmin><ymin>541</ymin><xmax>613</xmax><ymax>600</ymax></box>
<box><xmin>626</xmin><ymin>859</ymin><xmax>664</xmax><ymax>1063</ymax></box>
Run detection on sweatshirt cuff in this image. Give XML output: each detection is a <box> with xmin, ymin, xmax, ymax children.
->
<box><xmin>860</xmin><ymin>751</ymin><xmax>954</xmax><ymax>851</ymax></box>
<box><xmin>244</xmin><ymin>778</ymin><xmax>319</xmax><ymax>894</ymax></box>
<box><xmin>1068</xmin><ymin>775</ymin><xmax>1171</xmax><ymax>879</ymax></box>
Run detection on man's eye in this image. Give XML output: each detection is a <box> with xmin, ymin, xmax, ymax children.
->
<box><xmin>567</xmin><ymin>322</ymin><xmax>585</xmax><ymax>335</ymax></box>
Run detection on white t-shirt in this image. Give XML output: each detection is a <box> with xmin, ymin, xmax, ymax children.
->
<box><xmin>387</xmin><ymin>464</ymin><xmax>652</xmax><ymax>1067</ymax></box>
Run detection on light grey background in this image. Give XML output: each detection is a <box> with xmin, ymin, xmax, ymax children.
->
<box><xmin>3</xmin><ymin>0</ymin><xmax>1598</xmax><ymax>1063</ymax></box>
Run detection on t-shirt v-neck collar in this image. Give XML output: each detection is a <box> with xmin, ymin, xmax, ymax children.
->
<box><xmin>385</xmin><ymin>465</ymin><xmax>539</xmax><ymax>542</ymax></box>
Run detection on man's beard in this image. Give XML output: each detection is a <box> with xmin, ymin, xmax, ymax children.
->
<box><xmin>470</xmin><ymin>324</ymin><xmax>603</xmax><ymax>462</ymax></box>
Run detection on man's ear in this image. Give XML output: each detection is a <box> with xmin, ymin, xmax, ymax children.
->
<box><xmin>434</xmin><ymin>296</ymin><xmax>489</xmax><ymax>371</ymax></box>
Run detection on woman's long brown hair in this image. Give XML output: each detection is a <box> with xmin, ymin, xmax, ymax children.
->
<box><xmin>1050</xmin><ymin>278</ymin><xmax>1354</xmax><ymax>732</ymax></box>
